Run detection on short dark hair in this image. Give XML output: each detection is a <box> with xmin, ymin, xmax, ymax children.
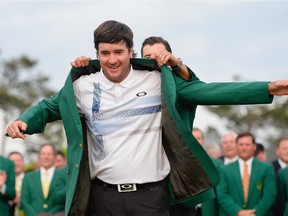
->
<box><xmin>56</xmin><ymin>150</ymin><xmax>66</xmax><ymax>159</ymax></box>
<box><xmin>254</xmin><ymin>143</ymin><xmax>265</xmax><ymax>156</ymax></box>
<box><xmin>141</xmin><ymin>36</ymin><xmax>172</xmax><ymax>57</ymax></box>
<box><xmin>94</xmin><ymin>20</ymin><xmax>134</xmax><ymax>51</ymax></box>
<box><xmin>236</xmin><ymin>132</ymin><xmax>256</xmax><ymax>144</ymax></box>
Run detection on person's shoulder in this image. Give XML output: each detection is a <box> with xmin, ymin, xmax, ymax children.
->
<box><xmin>0</xmin><ymin>156</ymin><xmax>14</xmax><ymax>165</ymax></box>
<box><xmin>211</xmin><ymin>157</ymin><xmax>223</xmax><ymax>167</ymax></box>
<box><xmin>221</xmin><ymin>160</ymin><xmax>238</xmax><ymax>172</ymax></box>
<box><xmin>254</xmin><ymin>159</ymin><xmax>274</xmax><ymax>169</ymax></box>
<box><xmin>279</xmin><ymin>166</ymin><xmax>288</xmax><ymax>175</ymax></box>
<box><xmin>24</xmin><ymin>169</ymin><xmax>40</xmax><ymax>178</ymax></box>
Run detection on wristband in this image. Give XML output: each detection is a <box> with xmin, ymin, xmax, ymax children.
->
<box><xmin>172</xmin><ymin>59</ymin><xmax>183</xmax><ymax>71</ymax></box>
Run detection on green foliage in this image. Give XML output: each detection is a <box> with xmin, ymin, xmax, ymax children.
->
<box><xmin>205</xmin><ymin>96</ymin><xmax>288</xmax><ymax>146</ymax></box>
<box><xmin>0</xmin><ymin>53</ymin><xmax>66</xmax><ymax>157</ymax></box>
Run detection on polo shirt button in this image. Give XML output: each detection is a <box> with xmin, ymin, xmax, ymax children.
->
<box><xmin>79</xmin><ymin>143</ymin><xmax>83</xmax><ymax>148</ymax></box>
<box><xmin>75</xmin><ymin>164</ymin><xmax>79</xmax><ymax>169</ymax></box>
<box><xmin>43</xmin><ymin>203</ymin><xmax>48</xmax><ymax>209</ymax></box>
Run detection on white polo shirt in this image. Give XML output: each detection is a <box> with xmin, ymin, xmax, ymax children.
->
<box><xmin>73</xmin><ymin>66</ymin><xmax>171</xmax><ymax>184</ymax></box>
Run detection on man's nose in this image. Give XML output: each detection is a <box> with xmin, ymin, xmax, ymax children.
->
<box><xmin>108</xmin><ymin>54</ymin><xmax>117</xmax><ymax>64</ymax></box>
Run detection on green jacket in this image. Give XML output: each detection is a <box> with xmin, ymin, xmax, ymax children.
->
<box><xmin>217</xmin><ymin>159</ymin><xmax>277</xmax><ymax>216</ymax></box>
<box><xmin>21</xmin><ymin>168</ymin><xmax>66</xmax><ymax>215</ymax></box>
<box><xmin>17</xmin><ymin>58</ymin><xmax>273</xmax><ymax>215</ymax></box>
<box><xmin>278</xmin><ymin>166</ymin><xmax>288</xmax><ymax>216</ymax></box>
<box><xmin>0</xmin><ymin>156</ymin><xmax>16</xmax><ymax>216</ymax></box>
<box><xmin>201</xmin><ymin>158</ymin><xmax>223</xmax><ymax>216</ymax></box>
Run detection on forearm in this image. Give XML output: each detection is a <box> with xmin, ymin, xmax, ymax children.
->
<box><xmin>171</xmin><ymin>60</ymin><xmax>191</xmax><ymax>81</ymax></box>
<box><xmin>18</xmin><ymin>92</ymin><xmax>62</xmax><ymax>134</ymax></box>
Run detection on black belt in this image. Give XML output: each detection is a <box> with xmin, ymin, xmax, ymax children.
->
<box><xmin>93</xmin><ymin>178</ymin><xmax>161</xmax><ymax>192</ymax></box>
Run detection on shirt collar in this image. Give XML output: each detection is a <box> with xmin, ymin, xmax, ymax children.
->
<box><xmin>278</xmin><ymin>158</ymin><xmax>287</xmax><ymax>169</ymax></box>
<box><xmin>238</xmin><ymin>157</ymin><xmax>254</xmax><ymax>166</ymax></box>
<box><xmin>224</xmin><ymin>155</ymin><xmax>238</xmax><ymax>164</ymax></box>
<box><xmin>40</xmin><ymin>166</ymin><xmax>56</xmax><ymax>176</ymax></box>
<box><xmin>100</xmin><ymin>65</ymin><xmax>134</xmax><ymax>89</ymax></box>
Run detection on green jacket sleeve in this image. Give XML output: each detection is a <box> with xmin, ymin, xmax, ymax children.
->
<box><xmin>176</xmin><ymin>79</ymin><xmax>273</xmax><ymax>106</ymax></box>
<box><xmin>17</xmin><ymin>90</ymin><xmax>62</xmax><ymax>134</ymax></box>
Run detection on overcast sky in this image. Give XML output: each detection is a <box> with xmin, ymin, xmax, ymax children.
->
<box><xmin>1</xmin><ymin>1</ymin><xmax>288</xmax><ymax>153</ymax></box>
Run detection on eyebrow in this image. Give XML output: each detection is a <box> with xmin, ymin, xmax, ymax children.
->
<box><xmin>143</xmin><ymin>54</ymin><xmax>151</xmax><ymax>59</ymax></box>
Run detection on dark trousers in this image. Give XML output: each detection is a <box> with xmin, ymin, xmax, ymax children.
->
<box><xmin>90</xmin><ymin>179</ymin><xmax>170</xmax><ymax>216</ymax></box>
<box><xmin>169</xmin><ymin>203</ymin><xmax>196</xmax><ymax>216</ymax></box>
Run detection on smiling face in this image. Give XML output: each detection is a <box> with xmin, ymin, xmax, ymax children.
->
<box><xmin>9</xmin><ymin>153</ymin><xmax>24</xmax><ymax>175</ymax></box>
<box><xmin>276</xmin><ymin>139</ymin><xmax>288</xmax><ymax>163</ymax></box>
<box><xmin>39</xmin><ymin>145</ymin><xmax>55</xmax><ymax>170</ymax></box>
<box><xmin>221</xmin><ymin>133</ymin><xmax>237</xmax><ymax>159</ymax></box>
<box><xmin>97</xmin><ymin>41</ymin><xmax>133</xmax><ymax>83</ymax></box>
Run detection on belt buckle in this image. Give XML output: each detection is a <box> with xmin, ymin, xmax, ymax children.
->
<box><xmin>117</xmin><ymin>183</ymin><xmax>137</xmax><ymax>192</ymax></box>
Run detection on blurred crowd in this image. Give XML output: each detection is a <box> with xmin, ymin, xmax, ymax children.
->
<box><xmin>1</xmin><ymin>129</ymin><xmax>288</xmax><ymax>216</ymax></box>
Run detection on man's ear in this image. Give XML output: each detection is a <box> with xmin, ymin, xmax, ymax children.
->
<box><xmin>129</xmin><ymin>48</ymin><xmax>134</xmax><ymax>58</ymax></box>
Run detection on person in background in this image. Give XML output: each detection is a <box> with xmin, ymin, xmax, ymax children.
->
<box><xmin>206</xmin><ymin>143</ymin><xmax>222</xmax><ymax>159</ymax></box>
<box><xmin>21</xmin><ymin>144</ymin><xmax>65</xmax><ymax>216</ymax></box>
<box><xmin>8</xmin><ymin>152</ymin><xmax>25</xmax><ymax>216</ymax></box>
<box><xmin>219</xmin><ymin>133</ymin><xmax>238</xmax><ymax>165</ymax></box>
<box><xmin>0</xmin><ymin>155</ymin><xmax>16</xmax><ymax>216</ymax></box>
<box><xmin>217</xmin><ymin>132</ymin><xmax>276</xmax><ymax>216</ymax></box>
<box><xmin>54</xmin><ymin>151</ymin><xmax>67</xmax><ymax>169</ymax></box>
<box><xmin>271</xmin><ymin>137</ymin><xmax>288</xmax><ymax>216</ymax></box>
<box><xmin>254</xmin><ymin>143</ymin><xmax>267</xmax><ymax>162</ymax></box>
<box><xmin>278</xmin><ymin>166</ymin><xmax>288</xmax><ymax>216</ymax></box>
<box><xmin>192</xmin><ymin>127</ymin><xmax>222</xmax><ymax>216</ymax></box>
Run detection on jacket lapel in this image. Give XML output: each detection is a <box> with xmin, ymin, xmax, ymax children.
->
<box><xmin>248</xmin><ymin>159</ymin><xmax>260</xmax><ymax>202</ymax></box>
<box><xmin>232</xmin><ymin>161</ymin><xmax>245</xmax><ymax>201</ymax></box>
<box><xmin>35</xmin><ymin>170</ymin><xmax>44</xmax><ymax>199</ymax></box>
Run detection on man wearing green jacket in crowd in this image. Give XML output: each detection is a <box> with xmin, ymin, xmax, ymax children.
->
<box><xmin>6</xmin><ymin>20</ymin><xmax>288</xmax><ymax>216</ymax></box>
<box><xmin>0</xmin><ymin>156</ymin><xmax>16</xmax><ymax>216</ymax></box>
<box><xmin>217</xmin><ymin>132</ymin><xmax>277</xmax><ymax>216</ymax></box>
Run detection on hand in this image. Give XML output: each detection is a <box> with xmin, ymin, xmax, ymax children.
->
<box><xmin>268</xmin><ymin>80</ymin><xmax>288</xmax><ymax>95</ymax></box>
<box><xmin>6</xmin><ymin>120</ymin><xmax>27</xmax><ymax>139</ymax></box>
<box><xmin>12</xmin><ymin>192</ymin><xmax>21</xmax><ymax>206</ymax></box>
<box><xmin>237</xmin><ymin>209</ymin><xmax>256</xmax><ymax>216</ymax></box>
<box><xmin>70</xmin><ymin>56</ymin><xmax>91</xmax><ymax>68</ymax></box>
<box><xmin>150</xmin><ymin>50</ymin><xmax>191</xmax><ymax>80</ymax></box>
<box><xmin>150</xmin><ymin>50</ymin><xmax>179</xmax><ymax>68</ymax></box>
<box><xmin>0</xmin><ymin>170</ymin><xmax>7</xmax><ymax>186</ymax></box>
